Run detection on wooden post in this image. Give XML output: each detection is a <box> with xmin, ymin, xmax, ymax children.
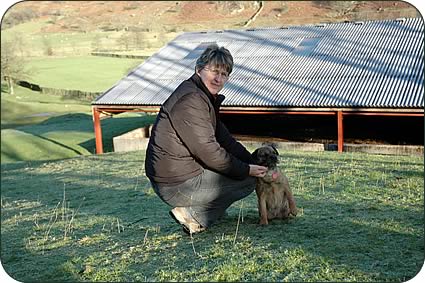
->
<box><xmin>337</xmin><ymin>111</ymin><xmax>344</xmax><ymax>153</ymax></box>
<box><xmin>92</xmin><ymin>107</ymin><xmax>104</xmax><ymax>154</ymax></box>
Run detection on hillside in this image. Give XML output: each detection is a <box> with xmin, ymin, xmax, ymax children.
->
<box><xmin>1</xmin><ymin>1</ymin><xmax>420</xmax><ymax>59</ymax></box>
<box><xmin>3</xmin><ymin>1</ymin><xmax>419</xmax><ymax>33</ymax></box>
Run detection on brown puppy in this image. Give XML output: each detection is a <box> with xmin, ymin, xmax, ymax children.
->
<box><xmin>252</xmin><ymin>145</ymin><xmax>297</xmax><ymax>225</ymax></box>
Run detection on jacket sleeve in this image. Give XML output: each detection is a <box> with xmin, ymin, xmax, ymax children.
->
<box><xmin>216</xmin><ymin>121</ymin><xmax>255</xmax><ymax>164</ymax></box>
<box><xmin>169</xmin><ymin>93</ymin><xmax>250</xmax><ymax>179</ymax></box>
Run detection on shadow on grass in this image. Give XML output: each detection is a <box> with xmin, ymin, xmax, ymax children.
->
<box><xmin>2</xmin><ymin>187</ymin><xmax>422</xmax><ymax>281</ymax></box>
<box><xmin>2</xmin><ymin>113</ymin><xmax>156</xmax><ymax>163</ymax></box>
<box><xmin>79</xmin><ymin>114</ymin><xmax>156</xmax><ymax>153</ymax></box>
<box><xmin>1</xmin><ymin>83</ymin><xmax>9</xmax><ymax>93</ymax></box>
<box><xmin>1</xmin><ymin>151</ymin><xmax>423</xmax><ymax>282</ymax></box>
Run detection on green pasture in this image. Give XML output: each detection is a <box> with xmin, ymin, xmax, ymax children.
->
<box><xmin>1</xmin><ymin>85</ymin><xmax>155</xmax><ymax>163</ymax></box>
<box><xmin>1</xmin><ymin>14</ymin><xmax>162</xmax><ymax>164</ymax></box>
<box><xmin>1</xmin><ymin>150</ymin><xmax>423</xmax><ymax>282</ymax></box>
<box><xmin>27</xmin><ymin>56</ymin><xmax>142</xmax><ymax>92</ymax></box>
<box><xmin>3</xmin><ymin>20</ymin><xmax>149</xmax><ymax>93</ymax></box>
<box><xmin>1</xmin><ymin>85</ymin><xmax>91</xmax><ymax>128</ymax></box>
<box><xmin>1</xmin><ymin>111</ymin><xmax>154</xmax><ymax>163</ymax></box>
<box><xmin>1</xmin><ymin>41</ymin><xmax>150</xmax><ymax>164</ymax></box>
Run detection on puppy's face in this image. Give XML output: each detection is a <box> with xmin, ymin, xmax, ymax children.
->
<box><xmin>252</xmin><ymin>145</ymin><xmax>279</xmax><ymax>169</ymax></box>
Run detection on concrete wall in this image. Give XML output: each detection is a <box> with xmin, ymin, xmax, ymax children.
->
<box><xmin>340</xmin><ymin>144</ymin><xmax>424</xmax><ymax>156</ymax></box>
<box><xmin>113</xmin><ymin>126</ymin><xmax>151</xmax><ymax>152</ymax></box>
<box><xmin>113</xmin><ymin>127</ymin><xmax>424</xmax><ymax>156</ymax></box>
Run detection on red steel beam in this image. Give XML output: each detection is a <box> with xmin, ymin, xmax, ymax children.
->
<box><xmin>91</xmin><ymin>106</ymin><xmax>422</xmax><ymax>155</ymax></box>
<box><xmin>220</xmin><ymin>110</ymin><xmax>422</xmax><ymax>116</ymax></box>
<box><xmin>93</xmin><ymin>107</ymin><xmax>160</xmax><ymax>113</ymax></box>
<box><xmin>220</xmin><ymin>110</ymin><xmax>336</xmax><ymax>115</ymax></box>
<box><xmin>342</xmin><ymin>112</ymin><xmax>423</xmax><ymax>117</ymax></box>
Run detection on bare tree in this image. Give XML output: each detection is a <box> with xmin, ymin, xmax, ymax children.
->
<box><xmin>1</xmin><ymin>39</ymin><xmax>31</xmax><ymax>95</ymax></box>
<box><xmin>42</xmin><ymin>36</ymin><xmax>54</xmax><ymax>56</ymax></box>
<box><xmin>91</xmin><ymin>34</ymin><xmax>103</xmax><ymax>52</ymax></box>
<box><xmin>134</xmin><ymin>32</ymin><xmax>146</xmax><ymax>49</ymax></box>
<box><xmin>117</xmin><ymin>33</ymin><xmax>132</xmax><ymax>51</ymax></box>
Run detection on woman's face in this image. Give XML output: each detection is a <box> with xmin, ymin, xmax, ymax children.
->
<box><xmin>197</xmin><ymin>65</ymin><xmax>229</xmax><ymax>95</ymax></box>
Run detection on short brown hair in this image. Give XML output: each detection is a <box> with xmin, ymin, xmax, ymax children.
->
<box><xmin>195</xmin><ymin>44</ymin><xmax>233</xmax><ymax>75</ymax></box>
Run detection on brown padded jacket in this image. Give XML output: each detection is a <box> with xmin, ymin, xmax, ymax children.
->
<box><xmin>145</xmin><ymin>74</ymin><xmax>254</xmax><ymax>186</ymax></box>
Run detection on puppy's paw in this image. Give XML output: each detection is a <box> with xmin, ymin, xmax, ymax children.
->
<box><xmin>259</xmin><ymin>219</ymin><xmax>269</xmax><ymax>225</ymax></box>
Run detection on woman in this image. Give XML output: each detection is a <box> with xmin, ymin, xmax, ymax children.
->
<box><xmin>145</xmin><ymin>44</ymin><xmax>267</xmax><ymax>235</ymax></box>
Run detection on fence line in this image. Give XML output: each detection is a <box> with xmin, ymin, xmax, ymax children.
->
<box><xmin>91</xmin><ymin>52</ymin><xmax>150</xmax><ymax>59</ymax></box>
<box><xmin>16</xmin><ymin>80</ymin><xmax>101</xmax><ymax>101</ymax></box>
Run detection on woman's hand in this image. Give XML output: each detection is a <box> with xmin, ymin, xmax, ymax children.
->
<box><xmin>249</xmin><ymin>164</ymin><xmax>268</xmax><ymax>178</ymax></box>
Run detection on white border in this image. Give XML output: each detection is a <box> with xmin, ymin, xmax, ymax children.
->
<box><xmin>0</xmin><ymin>1</ymin><xmax>423</xmax><ymax>283</ymax></box>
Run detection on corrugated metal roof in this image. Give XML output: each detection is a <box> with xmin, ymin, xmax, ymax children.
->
<box><xmin>93</xmin><ymin>18</ymin><xmax>424</xmax><ymax>109</ymax></box>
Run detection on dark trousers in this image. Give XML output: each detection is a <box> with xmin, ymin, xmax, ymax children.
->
<box><xmin>150</xmin><ymin>169</ymin><xmax>256</xmax><ymax>228</ymax></box>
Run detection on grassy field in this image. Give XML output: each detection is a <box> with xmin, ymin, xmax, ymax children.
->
<box><xmin>1</xmin><ymin>149</ymin><xmax>423</xmax><ymax>282</ymax></box>
<box><xmin>1</xmin><ymin>85</ymin><xmax>91</xmax><ymax>128</ymax></box>
<box><xmin>26</xmin><ymin>56</ymin><xmax>142</xmax><ymax>92</ymax></box>
<box><xmin>1</xmin><ymin>32</ymin><xmax>157</xmax><ymax>164</ymax></box>
<box><xmin>1</xmin><ymin>85</ymin><xmax>155</xmax><ymax>163</ymax></box>
<box><xmin>1</xmin><ymin>36</ymin><xmax>149</xmax><ymax>164</ymax></box>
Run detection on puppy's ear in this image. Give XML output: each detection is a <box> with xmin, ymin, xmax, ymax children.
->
<box><xmin>270</xmin><ymin>143</ymin><xmax>279</xmax><ymax>156</ymax></box>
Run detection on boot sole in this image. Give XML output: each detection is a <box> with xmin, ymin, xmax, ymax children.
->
<box><xmin>169</xmin><ymin>210</ymin><xmax>191</xmax><ymax>235</ymax></box>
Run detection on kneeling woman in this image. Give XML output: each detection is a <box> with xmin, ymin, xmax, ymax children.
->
<box><xmin>145</xmin><ymin>44</ymin><xmax>267</xmax><ymax>235</ymax></box>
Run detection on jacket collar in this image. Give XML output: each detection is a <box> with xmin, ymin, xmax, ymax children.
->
<box><xmin>189</xmin><ymin>74</ymin><xmax>225</xmax><ymax>109</ymax></box>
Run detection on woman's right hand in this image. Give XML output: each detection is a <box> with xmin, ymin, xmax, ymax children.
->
<box><xmin>249</xmin><ymin>164</ymin><xmax>268</xmax><ymax>178</ymax></box>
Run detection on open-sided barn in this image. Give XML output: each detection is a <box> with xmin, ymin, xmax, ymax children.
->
<box><xmin>92</xmin><ymin>17</ymin><xmax>424</xmax><ymax>154</ymax></box>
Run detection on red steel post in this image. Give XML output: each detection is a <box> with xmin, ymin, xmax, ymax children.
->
<box><xmin>337</xmin><ymin>111</ymin><xmax>344</xmax><ymax>153</ymax></box>
<box><xmin>92</xmin><ymin>107</ymin><xmax>104</xmax><ymax>154</ymax></box>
